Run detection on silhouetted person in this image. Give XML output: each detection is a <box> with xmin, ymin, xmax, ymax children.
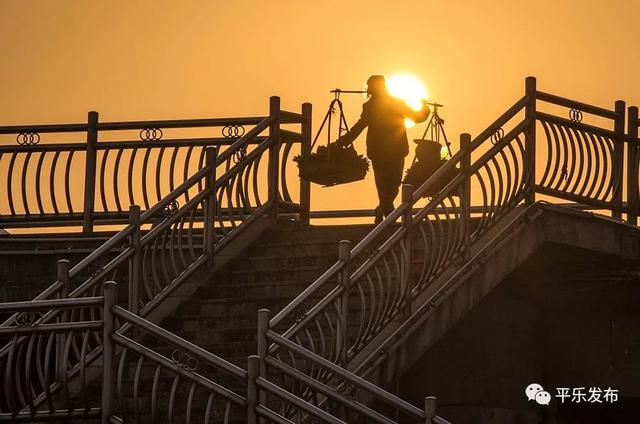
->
<box><xmin>337</xmin><ymin>75</ymin><xmax>430</xmax><ymax>223</ymax></box>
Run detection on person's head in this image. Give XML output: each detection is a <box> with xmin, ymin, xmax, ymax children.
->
<box><xmin>366</xmin><ymin>75</ymin><xmax>387</xmax><ymax>97</ymax></box>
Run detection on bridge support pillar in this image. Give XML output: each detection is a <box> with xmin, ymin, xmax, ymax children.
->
<box><xmin>82</xmin><ymin>111</ymin><xmax>99</xmax><ymax>234</ymax></box>
<box><xmin>525</xmin><ymin>76</ymin><xmax>536</xmax><ymax>205</ymax></box>
<box><xmin>338</xmin><ymin>239</ymin><xmax>351</xmax><ymax>367</ymax></box>
<box><xmin>300</xmin><ymin>103</ymin><xmax>312</xmax><ymax>225</ymax></box>
<box><xmin>247</xmin><ymin>355</ymin><xmax>260</xmax><ymax>424</ymax></box>
<box><xmin>424</xmin><ymin>396</ymin><xmax>437</xmax><ymax>423</ymax></box>
<box><xmin>627</xmin><ymin>106</ymin><xmax>639</xmax><ymax>225</ymax></box>
<box><xmin>461</xmin><ymin>134</ymin><xmax>471</xmax><ymax>261</ymax></box>
<box><xmin>269</xmin><ymin>96</ymin><xmax>281</xmax><ymax>220</ymax></box>
<box><xmin>101</xmin><ymin>281</ymin><xmax>117</xmax><ymax>424</ymax></box>
<box><xmin>401</xmin><ymin>184</ymin><xmax>414</xmax><ymax>318</ymax></box>
<box><xmin>204</xmin><ymin>147</ymin><xmax>218</xmax><ymax>267</ymax></box>
<box><xmin>128</xmin><ymin>205</ymin><xmax>141</xmax><ymax>314</ymax></box>
<box><xmin>613</xmin><ymin>100</ymin><xmax>626</xmax><ymax>219</ymax></box>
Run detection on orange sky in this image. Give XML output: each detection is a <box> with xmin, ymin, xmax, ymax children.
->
<box><xmin>2</xmin><ymin>0</ymin><xmax>640</xmax><ymax>215</ymax></box>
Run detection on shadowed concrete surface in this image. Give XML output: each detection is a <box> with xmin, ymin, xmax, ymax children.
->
<box><xmin>398</xmin><ymin>212</ymin><xmax>640</xmax><ymax>423</ymax></box>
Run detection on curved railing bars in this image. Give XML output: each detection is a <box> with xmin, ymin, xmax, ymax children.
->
<box><xmin>0</xmin><ymin>99</ymin><xmax>311</xmax><ymax>419</ymax></box>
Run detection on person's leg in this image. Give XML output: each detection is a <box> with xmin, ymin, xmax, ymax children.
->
<box><xmin>381</xmin><ymin>156</ymin><xmax>404</xmax><ymax>216</ymax></box>
<box><xmin>372</xmin><ymin>160</ymin><xmax>386</xmax><ymax>223</ymax></box>
<box><xmin>372</xmin><ymin>158</ymin><xmax>404</xmax><ymax>217</ymax></box>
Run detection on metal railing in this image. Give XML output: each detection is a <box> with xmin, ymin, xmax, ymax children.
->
<box><xmin>266</xmin><ymin>77</ymin><xmax>639</xmax><ymax>421</ymax></box>
<box><xmin>250</xmin><ymin>309</ymin><xmax>450</xmax><ymax>424</ymax></box>
<box><xmin>0</xmin><ymin>98</ymin><xmax>311</xmax><ymax>232</ymax></box>
<box><xmin>1</xmin><ymin>281</ymin><xmax>448</xmax><ymax>424</ymax></box>
<box><xmin>0</xmin><ymin>97</ymin><xmax>312</xmax><ymax>420</ymax></box>
<box><xmin>0</xmin><ymin>294</ymin><xmax>105</xmax><ymax>421</ymax></box>
<box><xmin>4</xmin><ymin>78</ymin><xmax>640</xmax><ymax>423</ymax></box>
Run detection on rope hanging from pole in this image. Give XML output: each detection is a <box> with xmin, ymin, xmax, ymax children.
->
<box><xmin>295</xmin><ymin>89</ymin><xmax>369</xmax><ymax>187</ymax></box>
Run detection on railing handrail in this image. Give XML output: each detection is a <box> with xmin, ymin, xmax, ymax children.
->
<box><xmin>0</xmin><ymin>296</ymin><xmax>103</xmax><ymax>313</ymax></box>
<box><xmin>536</xmin><ymin>90</ymin><xmax>620</xmax><ymax>120</ymax></box>
<box><xmin>97</xmin><ymin>116</ymin><xmax>267</xmax><ymax>131</ymax></box>
<box><xmin>266</xmin><ymin>330</ymin><xmax>425</xmax><ymax>419</ymax></box>
<box><xmin>271</xmin><ymin>96</ymin><xmax>530</xmax><ymax>331</ymax></box>
<box><xmin>113</xmin><ymin>305</ymin><xmax>247</xmax><ymax>380</ymax></box>
<box><xmin>0</xmin><ymin>115</ymin><xmax>269</xmax><ymax>135</ymax></box>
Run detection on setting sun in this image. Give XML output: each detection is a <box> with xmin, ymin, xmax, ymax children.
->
<box><xmin>385</xmin><ymin>74</ymin><xmax>428</xmax><ymax>127</ymax></box>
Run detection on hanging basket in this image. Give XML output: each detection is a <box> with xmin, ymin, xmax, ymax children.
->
<box><xmin>295</xmin><ymin>143</ymin><xmax>369</xmax><ymax>187</ymax></box>
<box><xmin>404</xmin><ymin>139</ymin><xmax>458</xmax><ymax>197</ymax></box>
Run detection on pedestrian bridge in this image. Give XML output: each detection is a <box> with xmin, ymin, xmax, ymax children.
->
<box><xmin>0</xmin><ymin>77</ymin><xmax>639</xmax><ymax>423</ymax></box>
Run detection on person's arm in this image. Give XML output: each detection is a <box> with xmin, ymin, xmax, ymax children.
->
<box><xmin>401</xmin><ymin>100</ymin><xmax>431</xmax><ymax>124</ymax></box>
<box><xmin>336</xmin><ymin>104</ymin><xmax>369</xmax><ymax>146</ymax></box>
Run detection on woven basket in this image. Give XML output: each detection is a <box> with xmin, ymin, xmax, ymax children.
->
<box><xmin>404</xmin><ymin>139</ymin><xmax>458</xmax><ymax>197</ymax></box>
<box><xmin>295</xmin><ymin>144</ymin><xmax>369</xmax><ymax>187</ymax></box>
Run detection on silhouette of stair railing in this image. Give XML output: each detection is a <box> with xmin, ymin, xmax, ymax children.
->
<box><xmin>0</xmin><ymin>291</ymin><xmax>106</xmax><ymax>421</ymax></box>
<box><xmin>4</xmin><ymin>77</ymin><xmax>640</xmax><ymax>423</ymax></box>
<box><xmin>251</xmin><ymin>309</ymin><xmax>450</xmax><ymax>424</ymax></box>
<box><xmin>0</xmin><ymin>98</ymin><xmax>311</xmax><ymax>419</ymax></box>
<box><xmin>2</xmin><ymin>281</ymin><xmax>443</xmax><ymax>424</ymax></box>
<box><xmin>267</xmin><ymin>77</ymin><xmax>638</xmax><ymax>420</ymax></box>
<box><xmin>0</xmin><ymin>98</ymin><xmax>311</xmax><ymax>232</ymax></box>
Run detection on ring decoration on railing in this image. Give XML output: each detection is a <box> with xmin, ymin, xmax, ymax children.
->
<box><xmin>171</xmin><ymin>349</ymin><xmax>199</xmax><ymax>371</ymax></box>
<box><xmin>14</xmin><ymin>311</ymin><xmax>43</xmax><ymax>326</ymax></box>
<box><xmin>222</xmin><ymin>124</ymin><xmax>245</xmax><ymax>139</ymax></box>
<box><xmin>139</xmin><ymin>127</ymin><xmax>163</xmax><ymax>141</ymax></box>
<box><xmin>293</xmin><ymin>303</ymin><xmax>309</xmax><ymax>324</ymax></box>
<box><xmin>16</xmin><ymin>132</ymin><xmax>40</xmax><ymax>145</ymax></box>
<box><xmin>233</xmin><ymin>146</ymin><xmax>247</xmax><ymax>164</ymax></box>
<box><xmin>162</xmin><ymin>199</ymin><xmax>179</xmax><ymax>218</ymax></box>
<box><xmin>569</xmin><ymin>108</ymin><xmax>583</xmax><ymax>123</ymax></box>
<box><xmin>491</xmin><ymin>127</ymin><xmax>504</xmax><ymax>145</ymax></box>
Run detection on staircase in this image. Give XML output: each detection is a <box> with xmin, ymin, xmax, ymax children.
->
<box><xmin>161</xmin><ymin>222</ymin><xmax>373</xmax><ymax>368</ymax></box>
<box><xmin>1</xmin><ymin>77</ymin><xmax>640</xmax><ymax>423</ymax></box>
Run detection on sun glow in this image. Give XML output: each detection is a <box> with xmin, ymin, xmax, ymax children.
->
<box><xmin>385</xmin><ymin>74</ymin><xmax>428</xmax><ymax>128</ymax></box>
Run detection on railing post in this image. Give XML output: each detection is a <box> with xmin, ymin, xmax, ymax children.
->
<box><xmin>627</xmin><ymin>106</ymin><xmax>639</xmax><ymax>225</ymax></box>
<box><xmin>247</xmin><ymin>355</ymin><xmax>260</xmax><ymax>424</ymax></box>
<box><xmin>204</xmin><ymin>147</ymin><xmax>217</xmax><ymax>267</ymax></box>
<box><xmin>256</xmin><ymin>309</ymin><xmax>269</xmax><ymax>424</ymax></box>
<box><xmin>56</xmin><ymin>259</ymin><xmax>70</xmax><ymax>382</ymax></box>
<box><xmin>128</xmin><ymin>205</ymin><xmax>141</xmax><ymax>314</ymax></box>
<box><xmin>525</xmin><ymin>76</ymin><xmax>536</xmax><ymax>205</ymax></box>
<box><xmin>83</xmin><ymin>111</ymin><xmax>99</xmax><ymax>234</ymax></box>
<box><xmin>461</xmin><ymin>133</ymin><xmax>472</xmax><ymax>261</ymax></box>
<box><xmin>401</xmin><ymin>184</ymin><xmax>414</xmax><ymax>318</ymax></box>
<box><xmin>300</xmin><ymin>103</ymin><xmax>312</xmax><ymax>225</ymax></box>
<box><xmin>101</xmin><ymin>281</ymin><xmax>117</xmax><ymax>424</ymax></box>
<box><xmin>268</xmin><ymin>96</ymin><xmax>281</xmax><ymax>220</ymax></box>
<box><xmin>338</xmin><ymin>239</ymin><xmax>351</xmax><ymax>366</ymax></box>
<box><xmin>424</xmin><ymin>396</ymin><xmax>437</xmax><ymax>423</ymax></box>
<box><xmin>613</xmin><ymin>100</ymin><xmax>626</xmax><ymax>219</ymax></box>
